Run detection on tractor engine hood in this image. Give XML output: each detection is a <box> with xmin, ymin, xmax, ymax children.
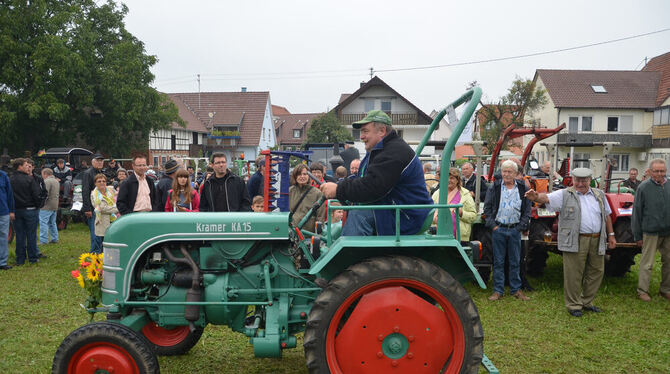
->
<box><xmin>104</xmin><ymin>211</ymin><xmax>290</xmax><ymax>248</ymax></box>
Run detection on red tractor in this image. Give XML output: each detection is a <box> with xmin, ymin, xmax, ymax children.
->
<box><xmin>525</xmin><ymin>142</ymin><xmax>640</xmax><ymax>277</ymax></box>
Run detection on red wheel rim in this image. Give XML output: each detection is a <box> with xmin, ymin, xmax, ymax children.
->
<box><xmin>68</xmin><ymin>342</ymin><xmax>140</xmax><ymax>374</ymax></box>
<box><xmin>141</xmin><ymin>322</ymin><xmax>190</xmax><ymax>347</ymax></box>
<box><xmin>326</xmin><ymin>279</ymin><xmax>466</xmax><ymax>374</ymax></box>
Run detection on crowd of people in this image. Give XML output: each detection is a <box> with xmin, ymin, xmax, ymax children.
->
<box><xmin>1</xmin><ymin>109</ymin><xmax>668</xmax><ymax>317</ymax></box>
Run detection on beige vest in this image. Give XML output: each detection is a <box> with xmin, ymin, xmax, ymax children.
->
<box><xmin>557</xmin><ymin>187</ymin><xmax>608</xmax><ymax>255</ymax></box>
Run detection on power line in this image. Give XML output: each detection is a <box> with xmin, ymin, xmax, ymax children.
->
<box><xmin>152</xmin><ymin>27</ymin><xmax>669</xmax><ymax>84</ymax></box>
<box><xmin>375</xmin><ymin>27</ymin><xmax>670</xmax><ymax>73</ymax></box>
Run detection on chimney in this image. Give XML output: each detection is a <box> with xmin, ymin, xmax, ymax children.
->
<box><xmin>360</xmin><ymin>81</ymin><xmax>366</xmax><ymax>88</ymax></box>
<box><xmin>241</xmin><ymin>87</ymin><xmax>247</xmax><ymax>92</ymax></box>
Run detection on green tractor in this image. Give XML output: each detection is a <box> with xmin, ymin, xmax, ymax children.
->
<box><xmin>52</xmin><ymin>88</ymin><xmax>496</xmax><ymax>373</ymax></box>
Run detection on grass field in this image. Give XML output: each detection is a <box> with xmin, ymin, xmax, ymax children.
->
<box><xmin>1</xmin><ymin>222</ymin><xmax>669</xmax><ymax>373</ymax></box>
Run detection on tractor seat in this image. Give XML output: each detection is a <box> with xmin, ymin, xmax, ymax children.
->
<box><xmin>418</xmin><ymin>208</ymin><xmax>436</xmax><ymax>234</ymax></box>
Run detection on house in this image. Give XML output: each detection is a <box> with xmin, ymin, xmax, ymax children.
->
<box><xmin>148</xmin><ymin>95</ymin><xmax>209</xmax><ymax>168</ymax></box>
<box><xmin>156</xmin><ymin>91</ymin><xmax>276</xmax><ymax>166</ymax></box>
<box><xmin>642</xmin><ymin>51</ymin><xmax>670</xmax><ymax>162</ymax></box>
<box><xmin>331</xmin><ymin>76</ymin><xmax>434</xmax><ymax>154</ymax></box>
<box><xmin>531</xmin><ymin>69</ymin><xmax>660</xmax><ymax>176</ymax></box>
<box><xmin>273</xmin><ymin>112</ymin><xmax>323</xmax><ymax>150</ymax></box>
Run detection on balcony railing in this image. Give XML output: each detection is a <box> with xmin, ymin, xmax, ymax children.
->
<box><xmin>339</xmin><ymin>113</ymin><xmax>420</xmax><ymax>126</ymax></box>
<box><xmin>557</xmin><ymin>133</ymin><xmax>651</xmax><ymax>148</ymax></box>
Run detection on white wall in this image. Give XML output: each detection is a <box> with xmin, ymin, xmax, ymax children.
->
<box><xmin>341</xmin><ymin>86</ymin><xmax>415</xmax><ymax>114</ymax></box>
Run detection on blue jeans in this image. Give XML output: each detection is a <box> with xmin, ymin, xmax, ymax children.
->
<box><xmin>342</xmin><ymin>209</ymin><xmax>376</xmax><ymax>236</ymax></box>
<box><xmin>492</xmin><ymin>227</ymin><xmax>521</xmax><ymax>295</ymax></box>
<box><xmin>14</xmin><ymin>208</ymin><xmax>40</xmax><ymax>264</ymax></box>
<box><xmin>39</xmin><ymin>209</ymin><xmax>59</xmax><ymax>244</ymax></box>
<box><xmin>87</xmin><ymin>211</ymin><xmax>102</xmax><ymax>253</ymax></box>
<box><xmin>0</xmin><ymin>215</ymin><xmax>9</xmax><ymax>266</ymax></box>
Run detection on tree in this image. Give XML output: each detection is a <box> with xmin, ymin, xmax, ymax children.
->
<box><xmin>477</xmin><ymin>77</ymin><xmax>547</xmax><ymax>152</ymax></box>
<box><xmin>0</xmin><ymin>0</ymin><xmax>182</xmax><ymax>156</ymax></box>
<box><xmin>303</xmin><ymin>112</ymin><xmax>353</xmax><ymax>145</ymax></box>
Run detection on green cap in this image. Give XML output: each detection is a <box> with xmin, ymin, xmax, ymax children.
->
<box><xmin>352</xmin><ymin>110</ymin><xmax>392</xmax><ymax>129</ymax></box>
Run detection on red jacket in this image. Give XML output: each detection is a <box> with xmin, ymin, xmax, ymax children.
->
<box><xmin>164</xmin><ymin>189</ymin><xmax>200</xmax><ymax>212</ymax></box>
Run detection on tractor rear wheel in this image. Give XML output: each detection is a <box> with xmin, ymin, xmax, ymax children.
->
<box><xmin>526</xmin><ymin>219</ymin><xmax>551</xmax><ymax>277</ymax></box>
<box><xmin>304</xmin><ymin>256</ymin><xmax>483</xmax><ymax>374</ymax></box>
<box><xmin>141</xmin><ymin>321</ymin><xmax>204</xmax><ymax>356</ymax></box>
<box><xmin>605</xmin><ymin>218</ymin><xmax>636</xmax><ymax>277</ymax></box>
<box><xmin>52</xmin><ymin>322</ymin><xmax>159</xmax><ymax>374</ymax></box>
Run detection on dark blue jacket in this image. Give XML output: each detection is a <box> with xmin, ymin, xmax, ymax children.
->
<box><xmin>247</xmin><ymin>171</ymin><xmax>263</xmax><ymax>198</ymax></box>
<box><xmin>336</xmin><ymin>130</ymin><xmax>433</xmax><ymax>235</ymax></box>
<box><xmin>0</xmin><ymin>170</ymin><xmax>14</xmax><ymax>215</ymax></box>
<box><xmin>483</xmin><ymin>179</ymin><xmax>531</xmax><ymax>231</ymax></box>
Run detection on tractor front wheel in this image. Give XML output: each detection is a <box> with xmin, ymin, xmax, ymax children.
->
<box><xmin>52</xmin><ymin>322</ymin><xmax>159</xmax><ymax>374</ymax></box>
<box><xmin>141</xmin><ymin>321</ymin><xmax>204</xmax><ymax>356</ymax></box>
<box><xmin>304</xmin><ymin>256</ymin><xmax>483</xmax><ymax>374</ymax></box>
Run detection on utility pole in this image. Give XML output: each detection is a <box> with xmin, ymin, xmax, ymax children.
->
<box><xmin>197</xmin><ymin>74</ymin><xmax>201</xmax><ymax>109</ymax></box>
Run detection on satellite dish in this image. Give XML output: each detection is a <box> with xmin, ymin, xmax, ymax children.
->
<box><xmin>208</xmin><ymin>112</ymin><xmax>214</xmax><ymax>118</ymax></box>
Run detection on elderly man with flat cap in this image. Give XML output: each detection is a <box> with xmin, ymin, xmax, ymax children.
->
<box><xmin>320</xmin><ymin>110</ymin><xmax>432</xmax><ymax>236</ymax></box>
<box><xmin>525</xmin><ymin>168</ymin><xmax>616</xmax><ymax>317</ymax></box>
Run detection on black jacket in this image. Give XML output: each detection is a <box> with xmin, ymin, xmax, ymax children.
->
<box><xmin>81</xmin><ymin>166</ymin><xmax>104</xmax><ymax>213</ymax></box>
<box><xmin>200</xmin><ymin>171</ymin><xmax>251</xmax><ymax>212</ymax></box>
<box><xmin>247</xmin><ymin>171</ymin><xmax>264</xmax><ymax>198</ymax></box>
<box><xmin>463</xmin><ymin>173</ymin><xmax>488</xmax><ymax>201</ymax></box>
<box><xmin>10</xmin><ymin>172</ymin><xmax>41</xmax><ymax>209</ymax></box>
<box><xmin>483</xmin><ymin>179</ymin><xmax>531</xmax><ymax>231</ymax></box>
<box><xmin>117</xmin><ymin>172</ymin><xmax>157</xmax><ymax>215</ymax></box>
<box><xmin>155</xmin><ymin>174</ymin><xmax>174</xmax><ymax>212</ymax></box>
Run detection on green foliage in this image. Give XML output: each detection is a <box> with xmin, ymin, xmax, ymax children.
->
<box><xmin>478</xmin><ymin>77</ymin><xmax>548</xmax><ymax>153</ymax></box>
<box><xmin>303</xmin><ymin>112</ymin><xmax>352</xmax><ymax>146</ymax></box>
<box><xmin>0</xmin><ymin>0</ymin><xmax>183</xmax><ymax>156</ymax></box>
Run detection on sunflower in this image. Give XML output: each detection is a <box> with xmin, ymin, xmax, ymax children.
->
<box><xmin>86</xmin><ymin>266</ymin><xmax>100</xmax><ymax>282</ymax></box>
<box><xmin>79</xmin><ymin>253</ymin><xmax>94</xmax><ymax>266</ymax></box>
<box><xmin>76</xmin><ymin>274</ymin><xmax>85</xmax><ymax>288</ymax></box>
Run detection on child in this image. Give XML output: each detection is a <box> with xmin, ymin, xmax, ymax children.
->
<box><xmin>165</xmin><ymin>169</ymin><xmax>200</xmax><ymax>212</ymax></box>
<box><xmin>252</xmin><ymin>195</ymin><xmax>264</xmax><ymax>212</ymax></box>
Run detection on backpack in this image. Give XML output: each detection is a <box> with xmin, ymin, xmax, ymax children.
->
<box><xmin>36</xmin><ymin>174</ymin><xmax>48</xmax><ymax>208</ymax></box>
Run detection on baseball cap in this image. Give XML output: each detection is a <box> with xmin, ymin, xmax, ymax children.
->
<box><xmin>352</xmin><ymin>110</ymin><xmax>392</xmax><ymax>129</ymax></box>
<box><xmin>92</xmin><ymin>153</ymin><xmax>104</xmax><ymax>160</ymax></box>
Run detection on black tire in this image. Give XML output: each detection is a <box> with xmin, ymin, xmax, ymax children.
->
<box><xmin>140</xmin><ymin>321</ymin><xmax>204</xmax><ymax>356</ymax></box>
<box><xmin>56</xmin><ymin>210</ymin><xmax>69</xmax><ymax>231</ymax></box>
<box><xmin>52</xmin><ymin>322</ymin><xmax>159</xmax><ymax>374</ymax></box>
<box><xmin>304</xmin><ymin>256</ymin><xmax>483</xmax><ymax>374</ymax></box>
<box><xmin>605</xmin><ymin>218</ymin><xmax>636</xmax><ymax>277</ymax></box>
<box><xmin>526</xmin><ymin>219</ymin><xmax>551</xmax><ymax>277</ymax></box>
<box><xmin>472</xmin><ymin>223</ymin><xmax>492</xmax><ymax>284</ymax></box>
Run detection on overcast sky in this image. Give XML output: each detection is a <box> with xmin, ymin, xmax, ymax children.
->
<box><xmin>121</xmin><ymin>0</ymin><xmax>670</xmax><ymax>116</ymax></box>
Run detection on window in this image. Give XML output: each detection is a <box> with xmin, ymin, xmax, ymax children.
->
<box><xmin>171</xmin><ymin>135</ymin><xmax>176</xmax><ymax>150</ymax></box>
<box><xmin>161</xmin><ymin>156</ymin><xmax>167</xmax><ymax>165</ymax></box>
<box><xmin>607</xmin><ymin>117</ymin><xmax>618</xmax><ymax>132</ymax></box>
<box><xmin>591</xmin><ymin>85</ymin><xmax>607</xmax><ymax>93</ymax></box>
<box><xmin>153</xmin><ymin>157</ymin><xmax>158</xmax><ymax>167</ymax></box>
<box><xmin>569</xmin><ymin>116</ymin><xmax>592</xmax><ymax>133</ymax></box>
<box><xmin>364</xmin><ymin>99</ymin><xmax>374</xmax><ymax>112</ymax></box>
<box><xmin>352</xmin><ymin>128</ymin><xmax>360</xmax><ymax>140</ymax></box>
<box><xmin>573</xmin><ymin>153</ymin><xmax>590</xmax><ymax>168</ymax></box>
<box><xmin>569</xmin><ymin>117</ymin><xmax>578</xmax><ymax>133</ymax></box>
<box><xmin>610</xmin><ymin>154</ymin><xmax>629</xmax><ymax>172</ymax></box>
<box><xmin>657</xmin><ymin>107</ymin><xmax>670</xmax><ymax>126</ymax></box>
<box><xmin>293</xmin><ymin>129</ymin><xmax>301</xmax><ymax>138</ymax></box>
<box><xmin>619</xmin><ymin>115</ymin><xmax>633</xmax><ymax>133</ymax></box>
<box><xmin>192</xmin><ymin>132</ymin><xmax>199</xmax><ymax>145</ymax></box>
<box><xmin>381</xmin><ymin>101</ymin><xmax>391</xmax><ymax>113</ymax></box>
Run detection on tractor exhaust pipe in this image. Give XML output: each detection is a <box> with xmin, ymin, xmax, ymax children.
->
<box><xmin>163</xmin><ymin>244</ymin><xmax>202</xmax><ymax>323</ymax></box>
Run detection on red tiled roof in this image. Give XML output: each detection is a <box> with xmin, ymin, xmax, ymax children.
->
<box><xmin>642</xmin><ymin>51</ymin><xmax>670</xmax><ymax>106</ymax></box>
<box><xmin>535</xmin><ymin>69</ymin><xmax>660</xmax><ymax>109</ymax></box>
<box><xmin>169</xmin><ymin>92</ymin><xmax>270</xmax><ymax>147</ymax></box>
<box><xmin>274</xmin><ymin>113</ymin><xmax>323</xmax><ymax>145</ymax></box>
<box><xmin>166</xmin><ymin>94</ymin><xmax>208</xmax><ymax>133</ymax></box>
<box><xmin>212</xmin><ymin>110</ymin><xmax>244</xmax><ymax>126</ymax></box>
<box><xmin>272</xmin><ymin>104</ymin><xmax>291</xmax><ymax>116</ymax></box>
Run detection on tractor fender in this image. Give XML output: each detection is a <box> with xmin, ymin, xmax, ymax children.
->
<box><xmin>308</xmin><ymin>236</ymin><xmax>486</xmax><ymax>289</ymax></box>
